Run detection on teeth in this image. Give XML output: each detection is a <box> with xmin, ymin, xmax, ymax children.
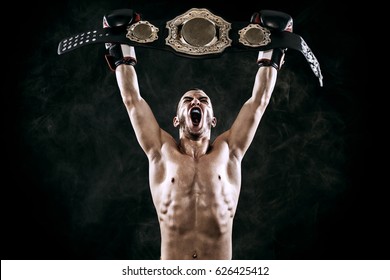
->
<box><xmin>192</xmin><ymin>108</ymin><xmax>200</xmax><ymax>114</ymax></box>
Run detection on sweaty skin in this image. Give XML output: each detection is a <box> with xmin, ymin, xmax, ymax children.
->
<box><xmin>115</xmin><ymin>64</ymin><xmax>277</xmax><ymax>260</ymax></box>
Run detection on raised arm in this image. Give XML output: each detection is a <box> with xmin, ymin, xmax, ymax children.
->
<box><xmin>226</xmin><ymin>10</ymin><xmax>293</xmax><ymax>160</ymax></box>
<box><xmin>103</xmin><ymin>9</ymin><xmax>164</xmax><ymax>159</ymax></box>
<box><xmin>227</xmin><ymin>66</ymin><xmax>277</xmax><ymax>159</ymax></box>
<box><xmin>115</xmin><ymin>63</ymin><xmax>163</xmax><ymax>158</ymax></box>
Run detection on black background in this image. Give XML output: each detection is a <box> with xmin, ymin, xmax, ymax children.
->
<box><xmin>3</xmin><ymin>0</ymin><xmax>384</xmax><ymax>260</ymax></box>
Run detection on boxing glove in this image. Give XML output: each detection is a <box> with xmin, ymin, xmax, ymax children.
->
<box><xmin>251</xmin><ymin>10</ymin><xmax>293</xmax><ymax>70</ymax></box>
<box><xmin>103</xmin><ymin>9</ymin><xmax>141</xmax><ymax>71</ymax></box>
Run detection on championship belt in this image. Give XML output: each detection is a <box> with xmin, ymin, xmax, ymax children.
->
<box><xmin>57</xmin><ymin>8</ymin><xmax>323</xmax><ymax>86</ymax></box>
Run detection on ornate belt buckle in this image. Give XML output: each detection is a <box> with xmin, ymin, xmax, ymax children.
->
<box><xmin>238</xmin><ymin>24</ymin><xmax>271</xmax><ymax>47</ymax></box>
<box><xmin>165</xmin><ymin>8</ymin><xmax>232</xmax><ymax>56</ymax></box>
<box><xmin>126</xmin><ymin>20</ymin><xmax>159</xmax><ymax>43</ymax></box>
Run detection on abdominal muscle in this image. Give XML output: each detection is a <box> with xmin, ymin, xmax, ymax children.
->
<box><xmin>149</xmin><ymin>138</ymin><xmax>241</xmax><ymax>260</ymax></box>
<box><xmin>158</xmin><ymin>181</ymin><xmax>235</xmax><ymax>260</ymax></box>
<box><xmin>152</xmin><ymin>164</ymin><xmax>238</xmax><ymax>260</ymax></box>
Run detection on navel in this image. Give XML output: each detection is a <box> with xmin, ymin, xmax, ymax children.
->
<box><xmin>218</xmin><ymin>175</ymin><xmax>221</xmax><ymax>180</ymax></box>
<box><xmin>171</xmin><ymin>177</ymin><xmax>175</xmax><ymax>183</ymax></box>
<box><xmin>192</xmin><ymin>251</ymin><xmax>198</xmax><ymax>259</ymax></box>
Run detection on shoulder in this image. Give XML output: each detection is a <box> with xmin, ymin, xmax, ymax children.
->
<box><xmin>213</xmin><ymin>130</ymin><xmax>243</xmax><ymax>161</ymax></box>
<box><xmin>212</xmin><ymin>130</ymin><xmax>230</xmax><ymax>148</ymax></box>
<box><xmin>160</xmin><ymin>130</ymin><xmax>180</xmax><ymax>153</ymax></box>
<box><xmin>214</xmin><ymin>130</ymin><xmax>229</xmax><ymax>142</ymax></box>
<box><xmin>147</xmin><ymin>129</ymin><xmax>177</xmax><ymax>162</ymax></box>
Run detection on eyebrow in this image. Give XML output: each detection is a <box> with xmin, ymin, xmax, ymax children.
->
<box><xmin>182</xmin><ymin>96</ymin><xmax>209</xmax><ymax>101</ymax></box>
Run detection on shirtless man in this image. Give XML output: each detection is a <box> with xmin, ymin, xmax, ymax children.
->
<box><xmin>104</xmin><ymin>9</ymin><xmax>292</xmax><ymax>260</ymax></box>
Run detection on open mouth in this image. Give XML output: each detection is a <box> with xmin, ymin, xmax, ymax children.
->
<box><xmin>190</xmin><ymin>107</ymin><xmax>202</xmax><ymax>126</ymax></box>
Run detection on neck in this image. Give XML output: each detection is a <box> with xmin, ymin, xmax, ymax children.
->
<box><xmin>178</xmin><ymin>137</ymin><xmax>211</xmax><ymax>159</ymax></box>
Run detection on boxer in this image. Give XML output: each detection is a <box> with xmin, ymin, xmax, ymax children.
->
<box><xmin>105</xmin><ymin>9</ymin><xmax>290</xmax><ymax>259</ymax></box>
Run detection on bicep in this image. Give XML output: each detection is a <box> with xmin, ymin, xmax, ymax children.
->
<box><xmin>125</xmin><ymin>98</ymin><xmax>164</xmax><ymax>157</ymax></box>
<box><xmin>227</xmin><ymin>67</ymin><xmax>276</xmax><ymax>158</ymax></box>
<box><xmin>227</xmin><ymin>99</ymin><xmax>264</xmax><ymax>159</ymax></box>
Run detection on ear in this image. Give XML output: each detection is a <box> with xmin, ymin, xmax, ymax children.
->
<box><xmin>173</xmin><ymin>116</ymin><xmax>180</xmax><ymax>127</ymax></box>
<box><xmin>211</xmin><ymin>117</ymin><xmax>217</xmax><ymax>127</ymax></box>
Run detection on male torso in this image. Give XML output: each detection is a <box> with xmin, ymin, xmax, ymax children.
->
<box><xmin>148</xmin><ymin>131</ymin><xmax>241</xmax><ymax>260</ymax></box>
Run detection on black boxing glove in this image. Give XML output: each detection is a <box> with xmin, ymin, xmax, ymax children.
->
<box><xmin>103</xmin><ymin>9</ymin><xmax>141</xmax><ymax>71</ymax></box>
<box><xmin>251</xmin><ymin>10</ymin><xmax>293</xmax><ymax>70</ymax></box>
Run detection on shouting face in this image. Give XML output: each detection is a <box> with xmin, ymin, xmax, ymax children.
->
<box><xmin>174</xmin><ymin>89</ymin><xmax>217</xmax><ymax>139</ymax></box>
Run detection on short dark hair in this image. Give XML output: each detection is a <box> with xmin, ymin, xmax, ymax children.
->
<box><xmin>175</xmin><ymin>88</ymin><xmax>205</xmax><ymax>114</ymax></box>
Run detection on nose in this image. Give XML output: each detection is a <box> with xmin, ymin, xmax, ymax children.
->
<box><xmin>191</xmin><ymin>98</ymin><xmax>200</xmax><ymax>106</ymax></box>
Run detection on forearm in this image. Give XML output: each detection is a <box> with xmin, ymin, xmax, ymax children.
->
<box><xmin>251</xmin><ymin>66</ymin><xmax>277</xmax><ymax>110</ymax></box>
<box><xmin>115</xmin><ymin>64</ymin><xmax>141</xmax><ymax>106</ymax></box>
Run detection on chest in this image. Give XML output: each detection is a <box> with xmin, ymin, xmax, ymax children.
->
<box><xmin>169</xmin><ymin>145</ymin><xmax>231</xmax><ymax>181</ymax></box>
<box><xmin>149</xmin><ymin>142</ymin><xmax>241</xmax><ymax>193</ymax></box>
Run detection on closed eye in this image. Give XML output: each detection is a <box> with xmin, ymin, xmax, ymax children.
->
<box><xmin>183</xmin><ymin>97</ymin><xmax>193</xmax><ymax>103</ymax></box>
<box><xmin>199</xmin><ymin>97</ymin><xmax>209</xmax><ymax>104</ymax></box>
